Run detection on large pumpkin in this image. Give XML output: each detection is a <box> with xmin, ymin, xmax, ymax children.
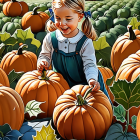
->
<box><xmin>0</xmin><ymin>86</ymin><xmax>24</xmax><ymax>130</ymax></box>
<box><xmin>115</xmin><ymin>49</ymin><xmax>140</xmax><ymax>82</ymax></box>
<box><xmin>0</xmin><ymin>68</ymin><xmax>10</xmax><ymax>87</ymax></box>
<box><xmin>111</xmin><ymin>25</ymin><xmax>140</xmax><ymax>73</ymax></box>
<box><xmin>15</xmin><ymin>69</ymin><xmax>70</xmax><ymax>119</ymax></box>
<box><xmin>98</xmin><ymin>66</ymin><xmax>114</xmax><ymax>103</ymax></box>
<box><xmin>0</xmin><ymin>44</ymin><xmax>37</xmax><ymax>75</ymax></box>
<box><xmin>21</xmin><ymin>7</ymin><xmax>50</xmax><ymax>33</ymax></box>
<box><xmin>53</xmin><ymin>85</ymin><xmax>113</xmax><ymax>140</ymax></box>
<box><xmin>2</xmin><ymin>0</ymin><xmax>28</xmax><ymax>17</ymax></box>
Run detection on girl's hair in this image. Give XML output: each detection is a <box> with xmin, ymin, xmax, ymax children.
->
<box><xmin>46</xmin><ymin>0</ymin><xmax>98</xmax><ymax>40</ymax></box>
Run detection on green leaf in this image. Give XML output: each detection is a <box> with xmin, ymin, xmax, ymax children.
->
<box><xmin>131</xmin><ymin>115</ymin><xmax>137</xmax><ymax>130</ymax></box>
<box><xmin>128</xmin><ymin>17</ymin><xmax>140</xmax><ymax>30</ymax></box>
<box><xmin>105</xmin><ymin>123</ymin><xmax>138</xmax><ymax>140</ymax></box>
<box><xmin>113</xmin><ymin>104</ymin><xmax>126</xmax><ymax>123</ymax></box>
<box><xmin>13</xmin><ymin>27</ymin><xmax>41</xmax><ymax>49</ymax></box>
<box><xmin>93</xmin><ymin>36</ymin><xmax>110</xmax><ymax>50</ymax></box>
<box><xmin>95</xmin><ymin>47</ymin><xmax>111</xmax><ymax>67</ymax></box>
<box><xmin>0</xmin><ymin>43</ymin><xmax>6</xmax><ymax>57</ymax></box>
<box><xmin>0</xmin><ymin>124</ymin><xmax>11</xmax><ymax>136</ymax></box>
<box><xmin>110</xmin><ymin>76</ymin><xmax>140</xmax><ymax>110</ymax></box>
<box><xmin>8</xmin><ymin>69</ymin><xmax>24</xmax><ymax>89</ymax></box>
<box><xmin>0</xmin><ymin>32</ymin><xmax>10</xmax><ymax>42</ymax></box>
<box><xmin>25</xmin><ymin>100</ymin><xmax>45</xmax><ymax>118</ymax></box>
<box><xmin>3</xmin><ymin>37</ymin><xmax>17</xmax><ymax>45</ymax></box>
<box><xmin>32</xmin><ymin>121</ymin><xmax>57</xmax><ymax>140</ymax></box>
<box><xmin>106</xmin><ymin>75</ymin><xmax>115</xmax><ymax>86</ymax></box>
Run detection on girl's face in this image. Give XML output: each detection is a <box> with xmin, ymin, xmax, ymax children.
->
<box><xmin>53</xmin><ymin>6</ymin><xmax>84</xmax><ymax>38</ymax></box>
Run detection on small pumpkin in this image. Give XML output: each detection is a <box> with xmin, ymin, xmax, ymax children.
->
<box><xmin>111</xmin><ymin>25</ymin><xmax>140</xmax><ymax>73</ymax></box>
<box><xmin>0</xmin><ymin>86</ymin><xmax>24</xmax><ymax>130</ymax></box>
<box><xmin>53</xmin><ymin>85</ymin><xmax>113</xmax><ymax>140</ymax></box>
<box><xmin>115</xmin><ymin>49</ymin><xmax>140</xmax><ymax>82</ymax></box>
<box><xmin>2</xmin><ymin>0</ymin><xmax>28</xmax><ymax>17</ymax></box>
<box><xmin>0</xmin><ymin>68</ymin><xmax>10</xmax><ymax>87</ymax></box>
<box><xmin>98</xmin><ymin>66</ymin><xmax>114</xmax><ymax>103</ymax></box>
<box><xmin>15</xmin><ymin>69</ymin><xmax>70</xmax><ymax>120</ymax></box>
<box><xmin>0</xmin><ymin>44</ymin><xmax>37</xmax><ymax>75</ymax></box>
<box><xmin>21</xmin><ymin>6</ymin><xmax>50</xmax><ymax>33</ymax></box>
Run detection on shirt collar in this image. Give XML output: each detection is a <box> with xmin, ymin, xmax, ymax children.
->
<box><xmin>56</xmin><ymin>29</ymin><xmax>84</xmax><ymax>43</ymax></box>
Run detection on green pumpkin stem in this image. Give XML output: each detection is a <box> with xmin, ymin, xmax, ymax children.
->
<box><xmin>0</xmin><ymin>131</ymin><xmax>4</xmax><ymax>137</ymax></box>
<box><xmin>75</xmin><ymin>87</ymin><xmax>93</xmax><ymax>106</ymax></box>
<box><xmin>39</xmin><ymin>68</ymin><xmax>49</xmax><ymax>81</ymax></box>
<box><xmin>128</xmin><ymin>26</ymin><xmax>136</xmax><ymax>40</ymax></box>
<box><xmin>124</xmin><ymin>110</ymin><xmax>129</xmax><ymax>134</ymax></box>
<box><xmin>32</xmin><ymin>7</ymin><xmax>40</xmax><ymax>15</ymax></box>
<box><xmin>16</xmin><ymin>44</ymin><xmax>28</xmax><ymax>55</ymax></box>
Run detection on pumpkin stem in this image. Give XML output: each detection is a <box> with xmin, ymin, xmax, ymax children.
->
<box><xmin>38</xmin><ymin>68</ymin><xmax>49</xmax><ymax>81</ymax></box>
<box><xmin>16</xmin><ymin>44</ymin><xmax>28</xmax><ymax>55</ymax></box>
<box><xmin>11</xmin><ymin>0</ymin><xmax>17</xmax><ymax>2</ymax></box>
<box><xmin>75</xmin><ymin>87</ymin><xmax>93</xmax><ymax>106</ymax></box>
<box><xmin>32</xmin><ymin>7</ymin><xmax>40</xmax><ymax>15</ymax></box>
<box><xmin>0</xmin><ymin>131</ymin><xmax>4</xmax><ymax>137</ymax></box>
<box><xmin>124</xmin><ymin>110</ymin><xmax>129</xmax><ymax>134</ymax></box>
<box><xmin>128</xmin><ymin>26</ymin><xmax>136</xmax><ymax>40</ymax></box>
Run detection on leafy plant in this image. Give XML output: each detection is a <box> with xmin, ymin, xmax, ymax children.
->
<box><xmin>93</xmin><ymin>36</ymin><xmax>112</xmax><ymax>68</ymax></box>
<box><xmin>0</xmin><ymin>123</ymin><xmax>22</xmax><ymax>140</ymax></box>
<box><xmin>8</xmin><ymin>69</ymin><xmax>24</xmax><ymax>89</ymax></box>
<box><xmin>128</xmin><ymin>16</ymin><xmax>140</xmax><ymax>30</ymax></box>
<box><xmin>105</xmin><ymin>76</ymin><xmax>140</xmax><ymax>139</ymax></box>
<box><xmin>25</xmin><ymin>100</ymin><xmax>46</xmax><ymax>118</ymax></box>
<box><xmin>32</xmin><ymin>121</ymin><xmax>58</xmax><ymax>140</ymax></box>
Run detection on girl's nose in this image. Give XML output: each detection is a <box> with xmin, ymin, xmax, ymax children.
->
<box><xmin>60</xmin><ymin>19</ymin><xmax>66</xmax><ymax>25</ymax></box>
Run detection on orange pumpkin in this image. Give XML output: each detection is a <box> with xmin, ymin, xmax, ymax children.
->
<box><xmin>111</xmin><ymin>25</ymin><xmax>140</xmax><ymax>73</ymax></box>
<box><xmin>0</xmin><ymin>44</ymin><xmax>37</xmax><ymax>75</ymax></box>
<box><xmin>2</xmin><ymin>0</ymin><xmax>28</xmax><ymax>17</ymax></box>
<box><xmin>0</xmin><ymin>86</ymin><xmax>24</xmax><ymax>130</ymax></box>
<box><xmin>53</xmin><ymin>85</ymin><xmax>113</xmax><ymax>140</ymax></box>
<box><xmin>15</xmin><ymin>69</ymin><xmax>70</xmax><ymax>119</ymax></box>
<box><xmin>0</xmin><ymin>68</ymin><xmax>10</xmax><ymax>87</ymax></box>
<box><xmin>98</xmin><ymin>66</ymin><xmax>114</xmax><ymax>103</ymax></box>
<box><xmin>115</xmin><ymin>49</ymin><xmax>140</xmax><ymax>82</ymax></box>
<box><xmin>0</xmin><ymin>0</ymin><xmax>10</xmax><ymax>4</ymax></box>
<box><xmin>21</xmin><ymin>7</ymin><xmax>50</xmax><ymax>33</ymax></box>
<box><xmin>136</xmin><ymin>109</ymin><xmax>140</xmax><ymax>139</ymax></box>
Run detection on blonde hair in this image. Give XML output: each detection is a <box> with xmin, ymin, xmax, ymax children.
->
<box><xmin>46</xmin><ymin>0</ymin><xmax>98</xmax><ymax>40</ymax></box>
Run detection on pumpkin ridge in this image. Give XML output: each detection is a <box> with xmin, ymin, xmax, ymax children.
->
<box><xmin>0</xmin><ymin>68</ymin><xmax>9</xmax><ymax>87</ymax></box>
<box><xmin>3</xmin><ymin>52</ymin><xmax>16</xmax><ymax>74</ymax></box>
<box><xmin>0</xmin><ymin>104</ymin><xmax>3</xmax><ymax>127</ymax></box>
<box><xmin>23</xmin><ymin>51</ymin><xmax>37</xmax><ymax>70</ymax></box>
<box><xmin>0</xmin><ymin>92</ymin><xmax>11</xmax><ymax>128</ymax></box>
<box><xmin>0</xmin><ymin>89</ymin><xmax>18</xmax><ymax>129</ymax></box>
<box><xmin>70</xmin><ymin>106</ymin><xmax>86</xmax><ymax>139</ymax></box>
<box><xmin>0</xmin><ymin>87</ymin><xmax>25</xmax><ymax>123</ymax></box>
<box><xmin>90</xmin><ymin>102</ymin><xmax>112</xmax><ymax>133</ymax></box>
<box><xmin>83</xmin><ymin>104</ymin><xmax>104</xmax><ymax>139</ymax></box>
<box><xmin>5</xmin><ymin>2</ymin><xmax>11</xmax><ymax>16</ymax></box>
<box><xmin>89</xmin><ymin>97</ymin><xmax>113</xmax><ymax>122</ymax></box>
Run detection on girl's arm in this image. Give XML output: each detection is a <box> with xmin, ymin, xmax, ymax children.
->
<box><xmin>37</xmin><ymin>33</ymin><xmax>54</xmax><ymax>68</ymax></box>
<box><xmin>80</xmin><ymin>38</ymin><xmax>98</xmax><ymax>82</ymax></box>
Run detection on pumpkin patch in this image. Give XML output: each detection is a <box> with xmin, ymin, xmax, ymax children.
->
<box><xmin>0</xmin><ymin>0</ymin><xmax>139</xmax><ymax>139</ymax></box>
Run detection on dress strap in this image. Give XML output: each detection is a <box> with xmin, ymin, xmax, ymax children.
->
<box><xmin>50</xmin><ymin>31</ymin><xmax>58</xmax><ymax>52</ymax></box>
<box><xmin>75</xmin><ymin>35</ymin><xmax>88</xmax><ymax>54</ymax></box>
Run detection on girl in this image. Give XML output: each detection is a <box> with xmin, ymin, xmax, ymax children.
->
<box><xmin>37</xmin><ymin>0</ymin><xmax>112</xmax><ymax>104</ymax></box>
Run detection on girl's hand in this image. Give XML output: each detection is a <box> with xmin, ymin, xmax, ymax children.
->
<box><xmin>88</xmin><ymin>79</ymin><xmax>100</xmax><ymax>91</ymax></box>
<box><xmin>37</xmin><ymin>60</ymin><xmax>48</xmax><ymax>73</ymax></box>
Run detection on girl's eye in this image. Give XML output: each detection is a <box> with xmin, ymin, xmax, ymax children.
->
<box><xmin>66</xmin><ymin>19</ymin><xmax>72</xmax><ymax>21</ymax></box>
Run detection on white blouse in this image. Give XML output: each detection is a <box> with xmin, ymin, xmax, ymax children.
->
<box><xmin>37</xmin><ymin>29</ymin><xmax>98</xmax><ymax>82</ymax></box>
